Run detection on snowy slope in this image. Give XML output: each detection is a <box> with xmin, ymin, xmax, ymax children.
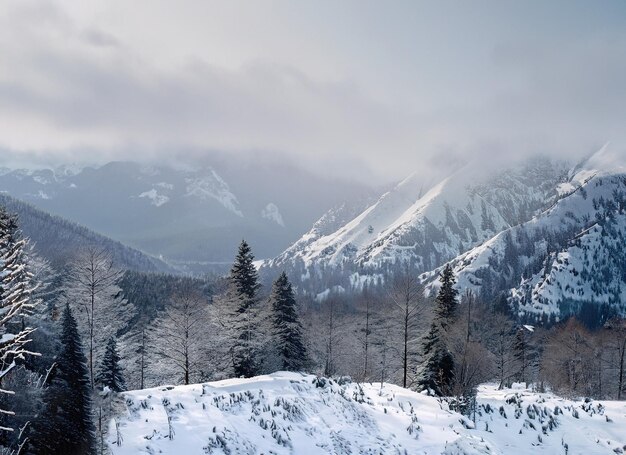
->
<box><xmin>282</xmin><ymin>172</ymin><xmax>431</xmax><ymax>267</ymax></box>
<box><xmin>262</xmin><ymin>158</ymin><xmax>565</xmax><ymax>296</ymax></box>
<box><xmin>108</xmin><ymin>372</ymin><xmax>626</xmax><ymax>455</ymax></box>
<box><xmin>421</xmin><ymin>149</ymin><xmax>626</xmax><ymax>322</ymax></box>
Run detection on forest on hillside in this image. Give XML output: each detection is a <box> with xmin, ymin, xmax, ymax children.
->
<box><xmin>0</xmin><ymin>204</ymin><xmax>624</xmax><ymax>454</ymax></box>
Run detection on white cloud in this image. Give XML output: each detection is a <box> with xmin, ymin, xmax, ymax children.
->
<box><xmin>0</xmin><ymin>0</ymin><xmax>625</xmax><ymax>182</ymax></box>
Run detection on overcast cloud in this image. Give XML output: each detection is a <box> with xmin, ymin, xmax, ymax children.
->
<box><xmin>0</xmin><ymin>0</ymin><xmax>625</xmax><ymax>182</ymax></box>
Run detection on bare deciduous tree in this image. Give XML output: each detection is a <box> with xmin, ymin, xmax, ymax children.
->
<box><xmin>65</xmin><ymin>247</ymin><xmax>129</xmax><ymax>389</ymax></box>
<box><xmin>447</xmin><ymin>291</ymin><xmax>491</xmax><ymax>402</ymax></box>
<box><xmin>356</xmin><ymin>294</ymin><xmax>375</xmax><ymax>382</ymax></box>
<box><xmin>150</xmin><ymin>292</ymin><xmax>210</xmax><ymax>385</ymax></box>
<box><xmin>602</xmin><ymin>318</ymin><xmax>626</xmax><ymax>399</ymax></box>
<box><xmin>387</xmin><ymin>267</ymin><xmax>427</xmax><ymax>388</ymax></box>
<box><xmin>541</xmin><ymin>318</ymin><xmax>594</xmax><ymax>397</ymax></box>
<box><xmin>490</xmin><ymin>313</ymin><xmax>517</xmax><ymax>390</ymax></box>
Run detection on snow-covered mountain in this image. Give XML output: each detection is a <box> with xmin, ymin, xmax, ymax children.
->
<box><xmin>108</xmin><ymin>372</ymin><xmax>626</xmax><ymax>454</ymax></box>
<box><xmin>261</xmin><ymin>157</ymin><xmax>568</xmax><ymax>298</ymax></box>
<box><xmin>0</xmin><ymin>161</ymin><xmax>371</xmax><ymax>269</ymax></box>
<box><xmin>421</xmin><ymin>148</ymin><xmax>626</xmax><ymax>325</ymax></box>
<box><xmin>263</xmin><ymin>149</ymin><xmax>626</xmax><ymax>323</ymax></box>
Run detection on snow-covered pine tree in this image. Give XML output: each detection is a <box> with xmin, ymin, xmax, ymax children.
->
<box><xmin>225</xmin><ymin>240</ymin><xmax>262</xmax><ymax>378</ymax></box>
<box><xmin>415</xmin><ymin>323</ymin><xmax>454</xmax><ymax>395</ymax></box>
<box><xmin>269</xmin><ymin>272</ymin><xmax>307</xmax><ymax>372</ymax></box>
<box><xmin>0</xmin><ymin>208</ymin><xmax>38</xmax><ymax>433</ymax></box>
<box><xmin>416</xmin><ymin>264</ymin><xmax>458</xmax><ymax>395</ymax></box>
<box><xmin>29</xmin><ymin>305</ymin><xmax>95</xmax><ymax>455</ymax></box>
<box><xmin>95</xmin><ymin>337</ymin><xmax>125</xmax><ymax>392</ymax></box>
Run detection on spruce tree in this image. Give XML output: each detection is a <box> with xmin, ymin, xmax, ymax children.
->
<box><xmin>416</xmin><ymin>264</ymin><xmax>458</xmax><ymax>395</ymax></box>
<box><xmin>433</xmin><ymin>264</ymin><xmax>458</xmax><ymax>325</ymax></box>
<box><xmin>228</xmin><ymin>240</ymin><xmax>261</xmax><ymax>378</ymax></box>
<box><xmin>230</xmin><ymin>240</ymin><xmax>261</xmax><ymax>301</ymax></box>
<box><xmin>513</xmin><ymin>326</ymin><xmax>532</xmax><ymax>385</ymax></box>
<box><xmin>269</xmin><ymin>272</ymin><xmax>307</xmax><ymax>371</ymax></box>
<box><xmin>29</xmin><ymin>305</ymin><xmax>95</xmax><ymax>455</ymax></box>
<box><xmin>95</xmin><ymin>337</ymin><xmax>126</xmax><ymax>392</ymax></box>
<box><xmin>416</xmin><ymin>324</ymin><xmax>454</xmax><ymax>395</ymax></box>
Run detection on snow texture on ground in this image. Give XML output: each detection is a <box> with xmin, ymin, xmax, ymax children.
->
<box><xmin>108</xmin><ymin>372</ymin><xmax>626</xmax><ymax>454</ymax></box>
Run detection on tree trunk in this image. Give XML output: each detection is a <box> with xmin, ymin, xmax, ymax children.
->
<box><xmin>90</xmin><ymin>285</ymin><xmax>95</xmax><ymax>390</ymax></box>
<box><xmin>403</xmin><ymin>301</ymin><xmax>408</xmax><ymax>388</ymax></box>
<box><xmin>140</xmin><ymin>329</ymin><xmax>145</xmax><ymax>389</ymax></box>
<box><xmin>363</xmin><ymin>299</ymin><xmax>370</xmax><ymax>381</ymax></box>
<box><xmin>618</xmin><ymin>336</ymin><xmax>626</xmax><ymax>400</ymax></box>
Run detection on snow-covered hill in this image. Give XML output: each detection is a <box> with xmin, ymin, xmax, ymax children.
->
<box><xmin>108</xmin><ymin>372</ymin><xmax>626</xmax><ymax>454</ymax></box>
<box><xmin>261</xmin><ymin>157</ymin><xmax>567</xmax><ymax>297</ymax></box>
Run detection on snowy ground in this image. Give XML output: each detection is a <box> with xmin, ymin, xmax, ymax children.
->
<box><xmin>108</xmin><ymin>372</ymin><xmax>626</xmax><ymax>454</ymax></box>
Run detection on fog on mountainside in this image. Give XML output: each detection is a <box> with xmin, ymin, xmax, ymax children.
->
<box><xmin>0</xmin><ymin>158</ymin><xmax>376</xmax><ymax>273</ymax></box>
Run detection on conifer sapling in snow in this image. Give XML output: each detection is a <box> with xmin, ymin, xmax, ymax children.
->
<box><xmin>95</xmin><ymin>337</ymin><xmax>125</xmax><ymax>392</ymax></box>
<box><xmin>269</xmin><ymin>272</ymin><xmax>307</xmax><ymax>371</ymax></box>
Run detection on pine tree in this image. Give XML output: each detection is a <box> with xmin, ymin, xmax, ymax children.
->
<box><xmin>226</xmin><ymin>240</ymin><xmax>262</xmax><ymax>378</ymax></box>
<box><xmin>269</xmin><ymin>272</ymin><xmax>307</xmax><ymax>371</ymax></box>
<box><xmin>434</xmin><ymin>264</ymin><xmax>458</xmax><ymax>325</ymax></box>
<box><xmin>95</xmin><ymin>337</ymin><xmax>126</xmax><ymax>392</ymax></box>
<box><xmin>230</xmin><ymin>240</ymin><xmax>261</xmax><ymax>301</ymax></box>
<box><xmin>29</xmin><ymin>305</ymin><xmax>95</xmax><ymax>455</ymax></box>
<box><xmin>415</xmin><ymin>322</ymin><xmax>454</xmax><ymax>395</ymax></box>
<box><xmin>416</xmin><ymin>264</ymin><xmax>458</xmax><ymax>395</ymax></box>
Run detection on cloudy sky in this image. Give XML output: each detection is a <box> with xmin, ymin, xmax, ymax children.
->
<box><xmin>1</xmin><ymin>0</ymin><xmax>625</xmax><ymax>182</ymax></box>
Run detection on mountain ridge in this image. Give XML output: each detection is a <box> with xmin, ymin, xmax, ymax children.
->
<box><xmin>261</xmin><ymin>156</ymin><xmax>569</xmax><ymax>297</ymax></box>
<box><xmin>0</xmin><ymin>160</ymin><xmax>374</xmax><ymax>268</ymax></box>
<box><xmin>0</xmin><ymin>193</ymin><xmax>174</xmax><ymax>273</ymax></box>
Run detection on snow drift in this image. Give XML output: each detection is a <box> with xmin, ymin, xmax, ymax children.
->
<box><xmin>108</xmin><ymin>372</ymin><xmax>626</xmax><ymax>454</ymax></box>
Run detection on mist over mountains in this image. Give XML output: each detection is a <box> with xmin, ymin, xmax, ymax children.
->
<box><xmin>259</xmin><ymin>147</ymin><xmax>626</xmax><ymax>325</ymax></box>
<box><xmin>2</xmin><ymin>145</ymin><xmax>625</xmax><ymax>328</ymax></box>
<box><xmin>0</xmin><ymin>158</ymin><xmax>372</xmax><ymax>272</ymax></box>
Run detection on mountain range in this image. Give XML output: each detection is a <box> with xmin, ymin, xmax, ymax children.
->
<box><xmin>0</xmin><ymin>160</ymin><xmax>371</xmax><ymax>273</ymax></box>
<box><xmin>261</xmin><ymin>147</ymin><xmax>626</xmax><ymax>324</ymax></box>
<box><xmin>3</xmin><ymin>147</ymin><xmax>624</xmax><ymax>325</ymax></box>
